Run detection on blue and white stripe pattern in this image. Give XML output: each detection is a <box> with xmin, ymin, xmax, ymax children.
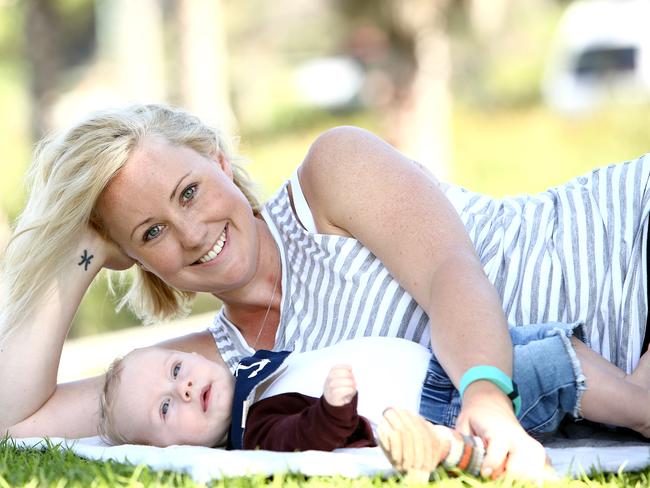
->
<box><xmin>211</xmin><ymin>155</ymin><xmax>650</xmax><ymax>373</ymax></box>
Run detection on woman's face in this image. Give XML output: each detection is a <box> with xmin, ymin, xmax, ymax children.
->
<box><xmin>96</xmin><ymin>136</ymin><xmax>259</xmax><ymax>295</ymax></box>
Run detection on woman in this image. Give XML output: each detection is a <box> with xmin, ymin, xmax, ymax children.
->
<box><xmin>1</xmin><ymin>104</ymin><xmax>647</xmax><ymax>479</ymax></box>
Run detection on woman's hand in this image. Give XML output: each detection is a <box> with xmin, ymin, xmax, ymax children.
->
<box><xmin>455</xmin><ymin>381</ymin><xmax>554</xmax><ymax>480</ymax></box>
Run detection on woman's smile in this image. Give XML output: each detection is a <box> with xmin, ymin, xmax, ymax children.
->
<box><xmin>194</xmin><ymin>224</ymin><xmax>229</xmax><ymax>266</ymax></box>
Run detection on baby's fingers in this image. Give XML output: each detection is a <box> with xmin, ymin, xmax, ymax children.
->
<box><xmin>378</xmin><ymin>408</ymin><xmax>440</xmax><ymax>483</ymax></box>
<box><xmin>326</xmin><ymin>364</ymin><xmax>354</xmax><ymax>380</ymax></box>
<box><xmin>324</xmin><ymin>366</ymin><xmax>357</xmax><ymax>406</ymax></box>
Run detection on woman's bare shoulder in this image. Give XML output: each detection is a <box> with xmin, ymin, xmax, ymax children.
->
<box><xmin>297</xmin><ymin>126</ymin><xmax>442</xmax><ymax>234</ymax></box>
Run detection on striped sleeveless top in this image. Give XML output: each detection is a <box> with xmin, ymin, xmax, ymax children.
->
<box><xmin>211</xmin><ymin>154</ymin><xmax>650</xmax><ymax>373</ymax></box>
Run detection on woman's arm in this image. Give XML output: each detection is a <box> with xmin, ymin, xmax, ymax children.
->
<box><xmin>0</xmin><ymin>223</ymin><xmax>220</xmax><ymax>438</ymax></box>
<box><xmin>298</xmin><ymin>126</ymin><xmax>547</xmax><ymax>479</ymax></box>
<box><xmin>0</xmin><ymin>232</ymin><xmax>107</xmax><ymax>433</ymax></box>
<box><xmin>6</xmin><ymin>329</ymin><xmax>222</xmax><ymax>438</ymax></box>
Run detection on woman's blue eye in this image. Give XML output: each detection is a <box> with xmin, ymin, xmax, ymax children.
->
<box><xmin>161</xmin><ymin>400</ymin><xmax>170</xmax><ymax>417</ymax></box>
<box><xmin>181</xmin><ymin>184</ymin><xmax>197</xmax><ymax>203</ymax></box>
<box><xmin>144</xmin><ymin>224</ymin><xmax>163</xmax><ymax>241</ymax></box>
<box><xmin>172</xmin><ymin>363</ymin><xmax>181</xmax><ymax>378</ymax></box>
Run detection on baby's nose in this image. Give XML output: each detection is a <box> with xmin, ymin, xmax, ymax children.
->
<box><xmin>180</xmin><ymin>380</ymin><xmax>193</xmax><ymax>400</ymax></box>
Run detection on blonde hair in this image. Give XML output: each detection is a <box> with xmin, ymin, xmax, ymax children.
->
<box><xmin>1</xmin><ymin>104</ymin><xmax>260</xmax><ymax>336</ymax></box>
<box><xmin>98</xmin><ymin>356</ymin><xmax>132</xmax><ymax>445</ymax></box>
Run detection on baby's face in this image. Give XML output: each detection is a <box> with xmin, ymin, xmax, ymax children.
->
<box><xmin>112</xmin><ymin>347</ymin><xmax>234</xmax><ymax>447</ymax></box>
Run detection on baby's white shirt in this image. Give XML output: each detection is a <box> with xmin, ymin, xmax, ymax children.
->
<box><xmin>258</xmin><ymin>336</ymin><xmax>431</xmax><ymax>432</ymax></box>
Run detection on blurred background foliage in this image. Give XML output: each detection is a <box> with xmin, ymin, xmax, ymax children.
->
<box><xmin>1</xmin><ymin>0</ymin><xmax>649</xmax><ymax>338</ymax></box>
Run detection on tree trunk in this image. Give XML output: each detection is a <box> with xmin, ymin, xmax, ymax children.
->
<box><xmin>95</xmin><ymin>0</ymin><xmax>165</xmax><ymax>101</ymax></box>
<box><xmin>389</xmin><ymin>0</ymin><xmax>452</xmax><ymax>180</ymax></box>
<box><xmin>24</xmin><ymin>0</ymin><xmax>62</xmax><ymax>140</ymax></box>
<box><xmin>176</xmin><ymin>0</ymin><xmax>236</xmax><ymax>132</ymax></box>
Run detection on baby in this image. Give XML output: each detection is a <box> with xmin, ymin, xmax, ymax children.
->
<box><xmin>99</xmin><ymin>336</ymin><xmax>487</xmax><ymax>476</ymax></box>
<box><xmin>99</xmin><ymin>323</ymin><xmax>650</xmax><ymax>478</ymax></box>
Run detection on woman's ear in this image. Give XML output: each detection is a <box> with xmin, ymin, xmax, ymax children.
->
<box><xmin>214</xmin><ymin>150</ymin><xmax>234</xmax><ymax>180</ymax></box>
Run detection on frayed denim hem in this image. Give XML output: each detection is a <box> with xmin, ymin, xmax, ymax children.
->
<box><xmin>549</xmin><ymin>324</ymin><xmax>587</xmax><ymax>420</ymax></box>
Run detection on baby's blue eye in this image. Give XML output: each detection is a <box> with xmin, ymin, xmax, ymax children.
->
<box><xmin>181</xmin><ymin>184</ymin><xmax>197</xmax><ymax>203</ymax></box>
<box><xmin>161</xmin><ymin>400</ymin><xmax>170</xmax><ymax>417</ymax></box>
<box><xmin>144</xmin><ymin>224</ymin><xmax>163</xmax><ymax>241</ymax></box>
<box><xmin>172</xmin><ymin>363</ymin><xmax>181</xmax><ymax>379</ymax></box>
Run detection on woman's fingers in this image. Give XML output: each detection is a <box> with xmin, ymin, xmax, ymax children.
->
<box><xmin>454</xmin><ymin>384</ymin><xmax>554</xmax><ymax>481</ymax></box>
<box><xmin>503</xmin><ymin>434</ymin><xmax>551</xmax><ymax>480</ymax></box>
<box><xmin>453</xmin><ymin>413</ymin><xmax>471</xmax><ymax>436</ymax></box>
<box><xmin>480</xmin><ymin>435</ymin><xmax>508</xmax><ymax>478</ymax></box>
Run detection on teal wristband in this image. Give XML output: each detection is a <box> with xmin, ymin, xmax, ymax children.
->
<box><xmin>459</xmin><ymin>365</ymin><xmax>521</xmax><ymax>416</ymax></box>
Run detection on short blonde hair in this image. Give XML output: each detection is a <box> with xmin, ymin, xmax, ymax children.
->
<box><xmin>98</xmin><ymin>355</ymin><xmax>132</xmax><ymax>445</ymax></box>
<box><xmin>1</xmin><ymin>104</ymin><xmax>260</xmax><ymax>337</ymax></box>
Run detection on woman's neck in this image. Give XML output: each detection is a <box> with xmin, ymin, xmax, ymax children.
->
<box><xmin>217</xmin><ymin>217</ymin><xmax>282</xmax><ymax>340</ymax></box>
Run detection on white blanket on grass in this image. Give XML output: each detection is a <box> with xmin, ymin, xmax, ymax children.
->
<box><xmin>14</xmin><ymin>435</ymin><xmax>650</xmax><ymax>482</ymax></box>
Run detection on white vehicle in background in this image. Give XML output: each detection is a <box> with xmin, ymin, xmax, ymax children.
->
<box><xmin>542</xmin><ymin>0</ymin><xmax>650</xmax><ymax>114</ymax></box>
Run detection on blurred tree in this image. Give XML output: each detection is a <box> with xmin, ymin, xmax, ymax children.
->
<box><xmin>334</xmin><ymin>0</ymin><xmax>453</xmax><ymax>179</ymax></box>
<box><xmin>454</xmin><ymin>0</ymin><xmax>564</xmax><ymax>108</ymax></box>
<box><xmin>389</xmin><ymin>0</ymin><xmax>452</xmax><ymax>180</ymax></box>
<box><xmin>466</xmin><ymin>0</ymin><xmax>511</xmax><ymax>39</ymax></box>
<box><xmin>175</xmin><ymin>0</ymin><xmax>236</xmax><ymax>132</ymax></box>
<box><xmin>24</xmin><ymin>0</ymin><xmax>62</xmax><ymax>140</ymax></box>
<box><xmin>95</xmin><ymin>0</ymin><xmax>165</xmax><ymax>101</ymax></box>
<box><xmin>24</xmin><ymin>0</ymin><xmax>96</xmax><ymax>140</ymax></box>
<box><xmin>30</xmin><ymin>0</ymin><xmax>235</xmax><ymax>133</ymax></box>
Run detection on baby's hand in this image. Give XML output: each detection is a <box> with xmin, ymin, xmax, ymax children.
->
<box><xmin>323</xmin><ymin>364</ymin><xmax>357</xmax><ymax>406</ymax></box>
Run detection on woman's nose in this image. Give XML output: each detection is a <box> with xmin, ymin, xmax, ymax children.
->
<box><xmin>178</xmin><ymin>379</ymin><xmax>194</xmax><ymax>401</ymax></box>
<box><xmin>176</xmin><ymin>218</ymin><xmax>207</xmax><ymax>250</ymax></box>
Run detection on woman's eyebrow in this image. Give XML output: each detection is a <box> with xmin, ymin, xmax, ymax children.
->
<box><xmin>130</xmin><ymin>217</ymin><xmax>154</xmax><ymax>240</ymax></box>
<box><xmin>169</xmin><ymin>172</ymin><xmax>192</xmax><ymax>201</ymax></box>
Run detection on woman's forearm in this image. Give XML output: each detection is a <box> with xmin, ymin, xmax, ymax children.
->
<box><xmin>426</xmin><ymin>253</ymin><xmax>513</xmax><ymax>385</ymax></box>
<box><xmin>0</xmin><ymin>235</ymin><xmax>104</xmax><ymax>431</ymax></box>
<box><xmin>7</xmin><ymin>376</ymin><xmax>104</xmax><ymax>438</ymax></box>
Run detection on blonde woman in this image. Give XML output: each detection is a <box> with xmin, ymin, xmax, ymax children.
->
<box><xmin>2</xmin><ymin>104</ymin><xmax>649</xmax><ymax>481</ymax></box>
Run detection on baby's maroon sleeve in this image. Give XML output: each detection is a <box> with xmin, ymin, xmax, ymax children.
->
<box><xmin>243</xmin><ymin>392</ymin><xmax>376</xmax><ymax>451</ymax></box>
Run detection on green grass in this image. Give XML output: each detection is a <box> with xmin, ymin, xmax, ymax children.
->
<box><xmin>4</xmin><ymin>437</ymin><xmax>650</xmax><ymax>487</ymax></box>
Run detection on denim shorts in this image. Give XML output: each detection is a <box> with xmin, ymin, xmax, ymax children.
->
<box><xmin>419</xmin><ymin>322</ymin><xmax>586</xmax><ymax>437</ymax></box>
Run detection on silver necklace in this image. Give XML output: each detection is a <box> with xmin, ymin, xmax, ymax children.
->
<box><xmin>252</xmin><ymin>269</ymin><xmax>280</xmax><ymax>350</ymax></box>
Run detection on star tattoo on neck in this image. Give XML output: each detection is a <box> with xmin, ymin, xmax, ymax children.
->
<box><xmin>78</xmin><ymin>249</ymin><xmax>94</xmax><ymax>271</ymax></box>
